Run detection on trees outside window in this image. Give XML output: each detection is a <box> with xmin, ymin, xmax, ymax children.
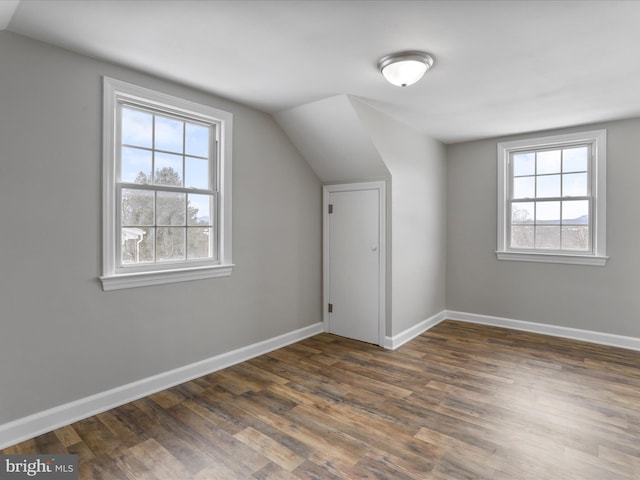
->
<box><xmin>496</xmin><ymin>130</ymin><xmax>607</xmax><ymax>266</ymax></box>
<box><xmin>101</xmin><ymin>78</ymin><xmax>233</xmax><ymax>291</ymax></box>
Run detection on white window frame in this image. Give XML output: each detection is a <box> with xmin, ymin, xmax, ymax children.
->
<box><xmin>100</xmin><ymin>77</ymin><xmax>233</xmax><ymax>290</ymax></box>
<box><xmin>496</xmin><ymin>129</ymin><xmax>607</xmax><ymax>266</ymax></box>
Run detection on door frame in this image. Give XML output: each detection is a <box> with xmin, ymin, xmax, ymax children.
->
<box><xmin>323</xmin><ymin>181</ymin><xmax>386</xmax><ymax>346</ymax></box>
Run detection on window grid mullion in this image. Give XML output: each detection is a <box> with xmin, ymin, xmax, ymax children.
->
<box><xmin>117</xmin><ymin>182</ymin><xmax>214</xmax><ymax>196</ymax></box>
<box><xmin>560</xmin><ymin>148</ymin><xmax>565</xmax><ymax>247</ymax></box>
<box><xmin>510</xmin><ymin>147</ymin><xmax>591</xmax><ymax>252</ymax></box>
<box><xmin>511</xmin><ymin>196</ymin><xmax>590</xmax><ymax>203</ymax></box>
<box><xmin>121</xmin><ymin>143</ymin><xmax>208</xmax><ymax>161</ymax></box>
<box><xmin>497</xmin><ymin>130</ymin><xmax>605</xmax><ymax>262</ymax></box>
<box><xmin>182</xmin><ymin>122</ymin><xmax>187</xmax><ymax>260</ymax></box>
<box><xmin>104</xmin><ymin>77</ymin><xmax>232</xmax><ymax>286</ymax></box>
<box><xmin>151</xmin><ymin>114</ymin><xmax>156</xmax><ymax>186</ymax></box>
<box><xmin>153</xmin><ymin>191</ymin><xmax>158</xmax><ymax>263</ymax></box>
<box><xmin>533</xmin><ymin>151</ymin><xmax>538</xmax><ymax>248</ymax></box>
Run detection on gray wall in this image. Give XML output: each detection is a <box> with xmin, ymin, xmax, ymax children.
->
<box><xmin>352</xmin><ymin>99</ymin><xmax>447</xmax><ymax>336</ymax></box>
<box><xmin>446</xmin><ymin>118</ymin><xmax>640</xmax><ymax>337</ymax></box>
<box><xmin>0</xmin><ymin>31</ymin><xmax>322</xmax><ymax>424</ymax></box>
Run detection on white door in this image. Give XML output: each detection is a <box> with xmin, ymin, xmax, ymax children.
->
<box><xmin>324</xmin><ymin>183</ymin><xmax>384</xmax><ymax>345</ymax></box>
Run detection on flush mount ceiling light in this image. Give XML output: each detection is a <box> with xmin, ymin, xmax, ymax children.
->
<box><xmin>377</xmin><ymin>51</ymin><xmax>434</xmax><ymax>87</ymax></box>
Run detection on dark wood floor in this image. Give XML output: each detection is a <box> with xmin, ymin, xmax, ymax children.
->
<box><xmin>3</xmin><ymin>320</ymin><xmax>640</xmax><ymax>479</ymax></box>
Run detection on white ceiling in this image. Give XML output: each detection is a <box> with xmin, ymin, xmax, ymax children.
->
<box><xmin>4</xmin><ymin>0</ymin><xmax>640</xmax><ymax>143</ymax></box>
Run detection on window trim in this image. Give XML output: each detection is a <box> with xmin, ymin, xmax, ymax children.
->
<box><xmin>496</xmin><ymin>129</ymin><xmax>607</xmax><ymax>266</ymax></box>
<box><xmin>100</xmin><ymin>77</ymin><xmax>233</xmax><ymax>290</ymax></box>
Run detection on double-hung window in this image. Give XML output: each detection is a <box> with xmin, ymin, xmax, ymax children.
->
<box><xmin>101</xmin><ymin>77</ymin><xmax>233</xmax><ymax>290</ymax></box>
<box><xmin>497</xmin><ymin>130</ymin><xmax>607</xmax><ymax>266</ymax></box>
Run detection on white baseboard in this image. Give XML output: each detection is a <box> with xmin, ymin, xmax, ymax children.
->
<box><xmin>0</xmin><ymin>322</ymin><xmax>324</xmax><ymax>450</ymax></box>
<box><xmin>385</xmin><ymin>309</ymin><xmax>640</xmax><ymax>353</ymax></box>
<box><xmin>384</xmin><ymin>310</ymin><xmax>447</xmax><ymax>350</ymax></box>
<box><xmin>4</xmin><ymin>311</ymin><xmax>639</xmax><ymax>450</ymax></box>
<box><xmin>445</xmin><ymin>310</ymin><xmax>640</xmax><ymax>352</ymax></box>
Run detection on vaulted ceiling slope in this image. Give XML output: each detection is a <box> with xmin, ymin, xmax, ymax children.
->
<box><xmin>3</xmin><ymin>1</ymin><xmax>640</xmax><ymax>143</ymax></box>
<box><xmin>0</xmin><ymin>1</ymin><xmax>18</xmax><ymax>29</ymax></box>
<box><xmin>274</xmin><ymin>95</ymin><xmax>389</xmax><ymax>183</ymax></box>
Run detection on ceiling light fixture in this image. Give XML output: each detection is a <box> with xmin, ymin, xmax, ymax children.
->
<box><xmin>377</xmin><ymin>51</ymin><xmax>434</xmax><ymax>87</ymax></box>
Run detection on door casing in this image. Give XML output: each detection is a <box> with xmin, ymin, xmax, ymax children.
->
<box><xmin>323</xmin><ymin>181</ymin><xmax>386</xmax><ymax>346</ymax></box>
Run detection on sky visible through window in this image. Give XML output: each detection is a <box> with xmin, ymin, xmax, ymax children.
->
<box><xmin>119</xmin><ymin>106</ymin><xmax>214</xmax><ymax>264</ymax></box>
<box><xmin>120</xmin><ymin>106</ymin><xmax>211</xmax><ymax>219</ymax></box>
<box><xmin>510</xmin><ymin>145</ymin><xmax>590</xmax><ymax>251</ymax></box>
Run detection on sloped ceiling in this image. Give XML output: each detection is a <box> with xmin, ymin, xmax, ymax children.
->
<box><xmin>0</xmin><ymin>1</ymin><xmax>18</xmax><ymax>29</ymax></box>
<box><xmin>274</xmin><ymin>95</ymin><xmax>388</xmax><ymax>183</ymax></box>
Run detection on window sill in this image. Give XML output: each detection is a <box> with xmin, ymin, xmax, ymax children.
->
<box><xmin>495</xmin><ymin>251</ymin><xmax>608</xmax><ymax>266</ymax></box>
<box><xmin>100</xmin><ymin>264</ymin><xmax>234</xmax><ymax>291</ymax></box>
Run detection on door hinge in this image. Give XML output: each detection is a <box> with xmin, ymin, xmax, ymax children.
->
<box><xmin>328</xmin><ymin>303</ymin><xmax>333</xmax><ymax>313</ymax></box>
<box><xmin>328</xmin><ymin>204</ymin><xmax>333</xmax><ymax>214</ymax></box>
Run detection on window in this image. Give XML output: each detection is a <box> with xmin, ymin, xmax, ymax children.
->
<box><xmin>101</xmin><ymin>77</ymin><xmax>233</xmax><ymax>290</ymax></box>
<box><xmin>497</xmin><ymin>130</ymin><xmax>607</xmax><ymax>266</ymax></box>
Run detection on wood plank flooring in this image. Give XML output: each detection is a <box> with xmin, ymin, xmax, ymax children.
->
<box><xmin>3</xmin><ymin>320</ymin><xmax>640</xmax><ymax>479</ymax></box>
